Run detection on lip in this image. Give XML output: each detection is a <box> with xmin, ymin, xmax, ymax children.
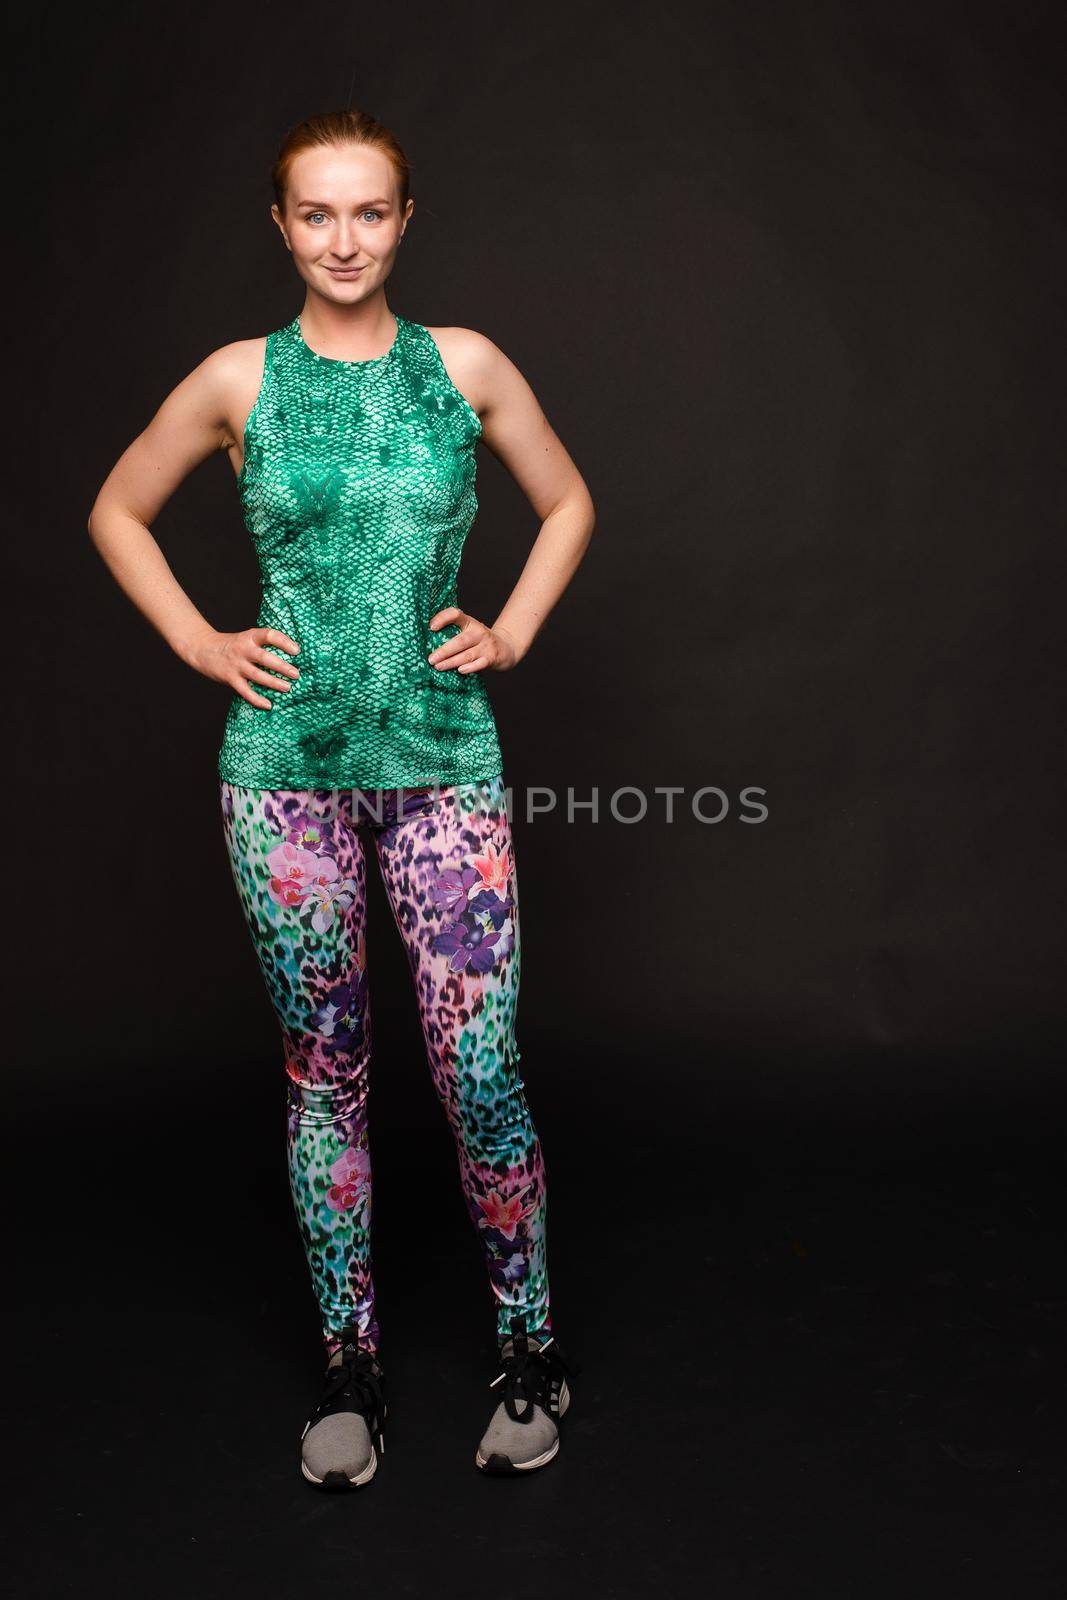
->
<box><xmin>326</xmin><ymin>265</ymin><xmax>365</xmax><ymax>278</ymax></box>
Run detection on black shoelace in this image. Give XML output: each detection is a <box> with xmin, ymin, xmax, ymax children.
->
<box><xmin>489</xmin><ymin>1317</ymin><xmax>580</xmax><ymax>1426</ymax></box>
<box><xmin>307</xmin><ymin>1338</ymin><xmax>386</xmax><ymax>1456</ymax></box>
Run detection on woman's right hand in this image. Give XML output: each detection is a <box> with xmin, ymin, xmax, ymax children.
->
<box><xmin>184</xmin><ymin>625</ymin><xmax>301</xmax><ymax>710</ymax></box>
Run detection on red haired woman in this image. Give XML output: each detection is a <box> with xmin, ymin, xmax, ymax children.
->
<box><xmin>88</xmin><ymin>109</ymin><xmax>595</xmax><ymax>1487</ymax></box>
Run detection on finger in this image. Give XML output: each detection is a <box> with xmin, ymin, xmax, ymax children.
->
<box><xmin>457</xmin><ymin>656</ymin><xmax>489</xmax><ymax>673</ymax></box>
<box><xmin>428</xmin><ymin>607</ymin><xmax>464</xmax><ymax>631</ymax></box>
<box><xmin>426</xmin><ymin>630</ymin><xmax>473</xmax><ymax>660</ymax></box>
<box><xmin>429</xmin><ymin>638</ymin><xmax>484</xmax><ymax>670</ymax></box>
<box><xmin>232</xmin><ymin>679</ymin><xmax>275</xmax><ymax>710</ymax></box>
<box><xmin>252</xmin><ymin>645</ymin><xmax>301</xmax><ymax>680</ymax></box>
<box><xmin>428</xmin><ymin>625</ymin><xmax>485</xmax><ymax>665</ymax></box>
<box><xmin>241</xmin><ymin>664</ymin><xmax>295</xmax><ymax>691</ymax></box>
<box><xmin>256</xmin><ymin>627</ymin><xmax>301</xmax><ymax>657</ymax></box>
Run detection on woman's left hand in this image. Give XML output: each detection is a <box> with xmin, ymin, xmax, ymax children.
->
<box><xmin>426</xmin><ymin>608</ymin><xmax>520</xmax><ymax>674</ymax></box>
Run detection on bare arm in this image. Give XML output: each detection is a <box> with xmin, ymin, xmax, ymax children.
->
<box><xmin>424</xmin><ymin>329</ymin><xmax>596</xmax><ymax>675</ymax></box>
<box><xmin>86</xmin><ymin>342</ymin><xmax>301</xmax><ymax>710</ymax></box>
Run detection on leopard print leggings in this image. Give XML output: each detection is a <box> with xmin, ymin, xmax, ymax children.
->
<box><xmin>219</xmin><ymin>773</ymin><xmax>552</xmax><ymax>1357</ymax></box>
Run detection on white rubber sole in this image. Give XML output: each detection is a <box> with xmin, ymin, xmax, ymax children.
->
<box><xmin>301</xmin><ymin>1402</ymin><xmax>387</xmax><ymax>1488</ymax></box>
<box><xmin>301</xmin><ymin>1447</ymin><xmax>378</xmax><ymax>1488</ymax></box>
<box><xmin>475</xmin><ymin>1379</ymin><xmax>570</xmax><ymax>1472</ymax></box>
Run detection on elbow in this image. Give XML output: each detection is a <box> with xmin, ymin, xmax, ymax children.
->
<box><xmin>578</xmin><ymin>477</ymin><xmax>596</xmax><ymax>528</ymax></box>
<box><xmin>87</xmin><ymin>496</ymin><xmax>104</xmax><ymax>542</ymax></box>
<box><xmin>581</xmin><ymin>485</ymin><xmax>597</xmax><ymax>541</ymax></box>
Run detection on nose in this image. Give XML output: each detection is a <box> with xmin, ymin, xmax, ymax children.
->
<box><xmin>333</xmin><ymin>226</ymin><xmax>360</xmax><ymax>261</ymax></box>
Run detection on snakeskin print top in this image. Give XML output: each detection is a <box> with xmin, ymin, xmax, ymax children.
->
<box><xmin>216</xmin><ymin>311</ymin><xmax>504</xmax><ymax>789</ymax></box>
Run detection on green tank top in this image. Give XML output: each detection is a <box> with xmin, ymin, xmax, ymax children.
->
<box><xmin>217</xmin><ymin>311</ymin><xmax>504</xmax><ymax>790</ymax></box>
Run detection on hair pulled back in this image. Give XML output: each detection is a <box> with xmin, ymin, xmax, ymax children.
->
<box><xmin>271</xmin><ymin>109</ymin><xmax>411</xmax><ymax>215</ymax></box>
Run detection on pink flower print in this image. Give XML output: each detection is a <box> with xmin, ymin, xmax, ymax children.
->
<box><xmin>266</xmin><ymin>841</ymin><xmax>355</xmax><ymax>931</ymax></box>
<box><xmin>326</xmin><ymin>1143</ymin><xmax>371</xmax><ymax>1213</ymax></box>
<box><xmin>266</xmin><ymin>841</ymin><xmax>321</xmax><ymax>908</ymax></box>
<box><xmin>470</xmin><ymin>839</ymin><xmax>511</xmax><ymax>899</ymax></box>
<box><xmin>475</xmin><ymin>1182</ymin><xmax>535</xmax><ymax>1240</ymax></box>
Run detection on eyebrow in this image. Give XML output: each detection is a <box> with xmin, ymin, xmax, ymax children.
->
<box><xmin>295</xmin><ymin>197</ymin><xmax>393</xmax><ymax>209</ymax></box>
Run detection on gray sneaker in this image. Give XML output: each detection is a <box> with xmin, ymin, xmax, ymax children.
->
<box><xmin>475</xmin><ymin>1317</ymin><xmax>578</xmax><ymax>1474</ymax></box>
<box><xmin>300</xmin><ymin>1331</ymin><xmax>386</xmax><ymax>1490</ymax></box>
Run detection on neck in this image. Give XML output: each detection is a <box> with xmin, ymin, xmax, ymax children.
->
<box><xmin>298</xmin><ymin>289</ymin><xmax>396</xmax><ymax>360</ymax></box>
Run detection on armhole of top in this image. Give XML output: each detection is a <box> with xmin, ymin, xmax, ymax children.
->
<box><xmin>236</xmin><ymin>330</ymin><xmax>275</xmax><ymax>489</ymax></box>
<box><xmin>419</xmin><ymin>325</ymin><xmax>484</xmax><ymax>442</ymax></box>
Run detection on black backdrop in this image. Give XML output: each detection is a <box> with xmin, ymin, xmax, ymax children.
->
<box><xmin>9</xmin><ymin>2</ymin><xmax>1066</xmax><ymax>1595</ymax></box>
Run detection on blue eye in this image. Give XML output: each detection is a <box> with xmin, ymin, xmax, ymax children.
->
<box><xmin>303</xmin><ymin>209</ymin><xmax>382</xmax><ymax>225</ymax></box>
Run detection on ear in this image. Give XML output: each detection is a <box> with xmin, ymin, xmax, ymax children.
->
<box><xmin>270</xmin><ymin>203</ymin><xmax>291</xmax><ymax>252</ymax></box>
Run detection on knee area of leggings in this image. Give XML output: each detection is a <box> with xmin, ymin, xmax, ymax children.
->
<box><xmin>284</xmin><ymin>1036</ymin><xmax>370</xmax><ymax>1085</ymax></box>
<box><xmin>457</xmin><ymin>1084</ymin><xmax>537</xmax><ymax>1148</ymax></box>
<box><xmin>284</xmin><ymin>1055</ymin><xmax>370</xmax><ymax>1127</ymax></box>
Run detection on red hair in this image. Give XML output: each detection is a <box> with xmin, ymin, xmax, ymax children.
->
<box><xmin>271</xmin><ymin>109</ymin><xmax>412</xmax><ymax>215</ymax></box>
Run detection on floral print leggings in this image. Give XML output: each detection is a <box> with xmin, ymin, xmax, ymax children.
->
<box><xmin>219</xmin><ymin>773</ymin><xmax>552</xmax><ymax>1357</ymax></box>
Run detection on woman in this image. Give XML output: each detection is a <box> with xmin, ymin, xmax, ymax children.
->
<box><xmin>87</xmin><ymin>109</ymin><xmax>596</xmax><ymax>1487</ymax></box>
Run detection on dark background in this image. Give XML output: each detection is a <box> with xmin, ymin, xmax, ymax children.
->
<box><xmin>8</xmin><ymin>0</ymin><xmax>1066</xmax><ymax>1594</ymax></box>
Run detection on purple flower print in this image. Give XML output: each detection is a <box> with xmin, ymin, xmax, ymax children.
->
<box><xmin>325</xmin><ymin>1143</ymin><xmax>371</xmax><ymax>1213</ymax></box>
<box><xmin>474</xmin><ymin>1203</ymin><xmax>530</xmax><ymax>1286</ymax></box>
<box><xmin>467</xmin><ymin>887</ymin><xmax>514</xmax><ymax>930</ymax></box>
<box><xmin>287</xmin><ymin>818</ymin><xmax>326</xmax><ymax>851</ymax></box>
<box><xmin>263</xmin><ymin>791</ymin><xmax>341</xmax><ymax>848</ymax></box>
<box><xmin>479</xmin><ymin>1220</ymin><xmax>528</xmax><ymax>1254</ymax></box>
<box><xmin>493</xmin><ymin>914</ymin><xmax>516</xmax><ymax>961</ymax></box>
<box><xmin>432</xmin><ymin>911</ymin><xmax>503</xmax><ymax>974</ymax></box>
<box><xmin>430</xmin><ymin>847</ymin><xmax>516</xmax><ymax>967</ymax></box>
<box><xmin>310</xmin><ymin>969</ymin><xmax>368</xmax><ymax>1054</ymax></box>
<box><xmin>431</xmin><ymin>840</ymin><xmax>512</xmax><ymax>919</ymax></box>
<box><xmin>467</xmin><ymin>888</ymin><xmax>516</xmax><ymax>959</ymax></box>
<box><xmin>429</xmin><ymin>865</ymin><xmax>483</xmax><ymax>918</ymax></box>
<box><xmin>488</xmin><ymin>1249</ymin><xmax>529</xmax><ymax>1288</ymax></box>
<box><xmin>283</xmin><ymin>794</ymin><xmax>344</xmax><ymax>850</ymax></box>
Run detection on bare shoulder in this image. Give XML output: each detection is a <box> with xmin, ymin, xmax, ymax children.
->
<box><xmin>201</xmin><ymin>334</ymin><xmax>269</xmax><ymax>380</ymax></box>
<box><xmin>422</xmin><ymin>325</ymin><xmax>518</xmax><ymax>418</ymax></box>
<box><xmin>200</xmin><ymin>335</ymin><xmax>269</xmax><ymax>394</ymax></box>
<box><xmin>192</xmin><ymin>335</ymin><xmax>271</xmax><ymax>452</ymax></box>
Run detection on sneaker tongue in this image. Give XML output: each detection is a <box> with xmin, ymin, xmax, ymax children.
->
<box><xmin>330</xmin><ymin>1337</ymin><xmax>365</xmax><ymax>1368</ymax></box>
<box><xmin>500</xmin><ymin>1331</ymin><xmax>550</xmax><ymax>1359</ymax></box>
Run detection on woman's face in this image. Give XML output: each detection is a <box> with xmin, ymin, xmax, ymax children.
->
<box><xmin>272</xmin><ymin>142</ymin><xmax>412</xmax><ymax>304</ymax></box>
